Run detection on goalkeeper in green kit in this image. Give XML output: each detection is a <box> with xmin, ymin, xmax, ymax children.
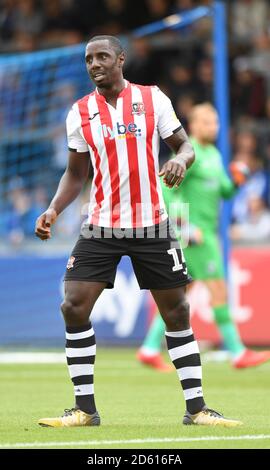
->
<box><xmin>137</xmin><ymin>103</ymin><xmax>270</xmax><ymax>371</ymax></box>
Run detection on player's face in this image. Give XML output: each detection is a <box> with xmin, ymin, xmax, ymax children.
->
<box><xmin>85</xmin><ymin>40</ymin><xmax>124</xmax><ymax>88</ymax></box>
<box><xmin>193</xmin><ymin>111</ymin><xmax>219</xmax><ymax>143</ymax></box>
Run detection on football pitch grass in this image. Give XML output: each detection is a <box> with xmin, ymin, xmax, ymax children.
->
<box><xmin>0</xmin><ymin>348</ymin><xmax>270</xmax><ymax>449</ymax></box>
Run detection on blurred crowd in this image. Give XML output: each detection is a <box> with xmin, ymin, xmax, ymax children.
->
<box><xmin>0</xmin><ymin>0</ymin><xmax>214</xmax><ymax>51</ymax></box>
<box><xmin>1</xmin><ymin>0</ymin><xmax>270</xmax><ymax>246</ymax></box>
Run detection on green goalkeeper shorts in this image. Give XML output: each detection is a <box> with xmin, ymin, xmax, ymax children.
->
<box><xmin>183</xmin><ymin>232</ymin><xmax>225</xmax><ymax>280</ymax></box>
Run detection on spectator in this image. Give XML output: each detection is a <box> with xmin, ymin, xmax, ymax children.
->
<box><xmin>2</xmin><ymin>178</ymin><xmax>47</xmax><ymax>245</ymax></box>
<box><xmin>145</xmin><ymin>0</ymin><xmax>174</xmax><ymax>20</ymax></box>
<box><xmin>230</xmin><ymin>0</ymin><xmax>269</xmax><ymax>43</ymax></box>
<box><xmin>174</xmin><ymin>0</ymin><xmax>194</xmax><ymax>11</ymax></box>
<box><xmin>11</xmin><ymin>0</ymin><xmax>44</xmax><ymax>51</ymax></box>
<box><xmin>0</xmin><ymin>0</ymin><xmax>17</xmax><ymax>42</ymax></box>
<box><xmin>231</xmin><ymin>60</ymin><xmax>267</xmax><ymax>120</ymax></box>
<box><xmin>232</xmin><ymin>149</ymin><xmax>268</xmax><ymax>224</ymax></box>
<box><xmin>41</xmin><ymin>0</ymin><xmax>82</xmax><ymax>47</ymax></box>
<box><xmin>124</xmin><ymin>37</ymin><xmax>158</xmax><ymax>85</ymax></box>
<box><xmin>166</xmin><ymin>62</ymin><xmax>195</xmax><ymax>103</ymax></box>
<box><xmin>175</xmin><ymin>94</ymin><xmax>195</xmax><ymax>130</ymax></box>
<box><xmin>234</xmin><ymin>130</ymin><xmax>257</xmax><ymax>154</ymax></box>
<box><xmin>230</xmin><ymin>195</ymin><xmax>270</xmax><ymax>243</ymax></box>
<box><xmin>195</xmin><ymin>58</ymin><xmax>214</xmax><ymax>103</ymax></box>
<box><xmin>98</xmin><ymin>0</ymin><xmax>129</xmax><ymax>35</ymax></box>
<box><xmin>69</xmin><ymin>0</ymin><xmax>105</xmax><ymax>36</ymax></box>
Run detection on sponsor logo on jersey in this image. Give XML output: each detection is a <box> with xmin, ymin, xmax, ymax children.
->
<box><xmin>98</xmin><ymin>122</ymin><xmax>142</xmax><ymax>140</ymax></box>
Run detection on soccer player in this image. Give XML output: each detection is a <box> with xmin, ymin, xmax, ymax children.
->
<box><xmin>137</xmin><ymin>103</ymin><xmax>270</xmax><ymax>371</ymax></box>
<box><xmin>35</xmin><ymin>36</ymin><xmax>242</xmax><ymax>427</ymax></box>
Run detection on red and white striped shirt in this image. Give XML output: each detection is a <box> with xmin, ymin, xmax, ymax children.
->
<box><xmin>66</xmin><ymin>80</ymin><xmax>182</xmax><ymax>228</ymax></box>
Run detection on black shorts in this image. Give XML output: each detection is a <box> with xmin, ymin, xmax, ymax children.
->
<box><xmin>64</xmin><ymin>219</ymin><xmax>192</xmax><ymax>290</ymax></box>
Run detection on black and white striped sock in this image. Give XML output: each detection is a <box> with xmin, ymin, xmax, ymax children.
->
<box><xmin>65</xmin><ymin>323</ymin><xmax>96</xmax><ymax>415</ymax></box>
<box><xmin>165</xmin><ymin>328</ymin><xmax>205</xmax><ymax>415</ymax></box>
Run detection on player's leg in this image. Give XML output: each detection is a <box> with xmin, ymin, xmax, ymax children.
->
<box><xmin>62</xmin><ymin>280</ymin><xmax>105</xmax><ymax>415</ymax></box>
<box><xmin>205</xmin><ymin>278</ymin><xmax>245</xmax><ymax>357</ymax></box>
<box><xmin>151</xmin><ymin>286</ymin><xmax>205</xmax><ymax>412</ymax></box>
<box><xmin>132</xmin><ymin>221</ymin><xmax>190</xmax><ymax>372</ymax></box>
<box><xmin>139</xmin><ymin>313</ymin><xmax>165</xmax><ymax>355</ymax></box>
<box><xmin>184</xmin><ymin>235</ymin><xmax>247</xmax><ymax>358</ymax></box>
<box><xmin>131</xmin><ymin>221</ymin><xmax>242</xmax><ymax>426</ymax></box>
<box><xmin>151</xmin><ymin>286</ymin><xmax>242</xmax><ymax>426</ymax></box>
<box><xmin>136</xmin><ymin>313</ymin><xmax>173</xmax><ymax>372</ymax></box>
<box><xmin>38</xmin><ymin>231</ymin><xmax>122</xmax><ymax>427</ymax></box>
<box><xmin>38</xmin><ymin>280</ymin><xmax>105</xmax><ymax>428</ymax></box>
<box><xmin>205</xmin><ymin>278</ymin><xmax>270</xmax><ymax>368</ymax></box>
<box><xmin>186</xmin><ymin>233</ymin><xmax>270</xmax><ymax>368</ymax></box>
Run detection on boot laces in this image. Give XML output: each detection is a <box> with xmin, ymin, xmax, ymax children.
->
<box><xmin>62</xmin><ymin>408</ymin><xmax>77</xmax><ymax>417</ymax></box>
<box><xmin>203</xmin><ymin>408</ymin><xmax>224</xmax><ymax>418</ymax></box>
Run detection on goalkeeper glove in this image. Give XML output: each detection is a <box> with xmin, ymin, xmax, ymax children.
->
<box><xmin>174</xmin><ymin>219</ymin><xmax>203</xmax><ymax>246</ymax></box>
<box><xmin>229</xmin><ymin>161</ymin><xmax>250</xmax><ymax>186</ymax></box>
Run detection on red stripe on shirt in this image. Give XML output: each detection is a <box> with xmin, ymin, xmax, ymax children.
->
<box><xmin>137</xmin><ymin>85</ymin><xmax>161</xmax><ymax>224</ymax></box>
<box><xmin>95</xmin><ymin>95</ymin><xmax>121</xmax><ymax>227</ymax></box>
<box><xmin>77</xmin><ymin>94</ymin><xmax>104</xmax><ymax>225</ymax></box>
<box><xmin>123</xmin><ymin>85</ymin><xmax>142</xmax><ymax>227</ymax></box>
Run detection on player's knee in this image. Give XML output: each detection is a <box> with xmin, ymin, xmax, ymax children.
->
<box><xmin>211</xmin><ymin>287</ymin><xmax>227</xmax><ymax>307</ymax></box>
<box><xmin>211</xmin><ymin>296</ymin><xmax>227</xmax><ymax>308</ymax></box>
<box><xmin>61</xmin><ymin>300</ymin><xmax>75</xmax><ymax>323</ymax></box>
<box><xmin>163</xmin><ymin>298</ymin><xmax>190</xmax><ymax>331</ymax></box>
<box><xmin>61</xmin><ymin>299</ymin><xmax>87</xmax><ymax>325</ymax></box>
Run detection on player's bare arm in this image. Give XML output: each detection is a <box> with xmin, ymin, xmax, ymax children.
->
<box><xmin>35</xmin><ymin>150</ymin><xmax>90</xmax><ymax>240</ymax></box>
<box><xmin>159</xmin><ymin>127</ymin><xmax>195</xmax><ymax>188</ymax></box>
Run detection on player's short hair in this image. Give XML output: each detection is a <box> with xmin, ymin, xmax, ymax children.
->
<box><xmin>87</xmin><ymin>35</ymin><xmax>124</xmax><ymax>56</ymax></box>
<box><xmin>188</xmin><ymin>103</ymin><xmax>217</xmax><ymax>122</ymax></box>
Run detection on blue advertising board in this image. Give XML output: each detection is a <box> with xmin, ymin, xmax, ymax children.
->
<box><xmin>0</xmin><ymin>256</ymin><xmax>149</xmax><ymax>346</ymax></box>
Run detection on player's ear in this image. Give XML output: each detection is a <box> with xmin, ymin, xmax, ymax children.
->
<box><xmin>118</xmin><ymin>51</ymin><xmax>125</xmax><ymax>68</ymax></box>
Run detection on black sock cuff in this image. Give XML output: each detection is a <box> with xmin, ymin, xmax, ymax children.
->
<box><xmin>187</xmin><ymin>397</ymin><xmax>206</xmax><ymax>415</ymax></box>
<box><xmin>66</xmin><ymin>323</ymin><xmax>92</xmax><ymax>334</ymax></box>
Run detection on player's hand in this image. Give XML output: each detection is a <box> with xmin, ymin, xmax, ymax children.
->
<box><xmin>181</xmin><ymin>222</ymin><xmax>203</xmax><ymax>246</ymax></box>
<box><xmin>159</xmin><ymin>158</ymin><xmax>186</xmax><ymax>188</ymax></box>
<box><xmin>174</xmin><ymin>219</ymin><xmax>203</xmax><ymax>246</ymax></box>
<box><xmin>189</xmin><ymin>225</ymin><xmax>203</xmax><ymax>245</ymax></box>
<box><xmin>229</xmin><ymin>161</ymin><xmax>250</xmax><ymax>186</ymax></box>
<box><xmin>35</xmin><ymin>208</ymin><xmax>57</xmax><ymax>241</ymax></box>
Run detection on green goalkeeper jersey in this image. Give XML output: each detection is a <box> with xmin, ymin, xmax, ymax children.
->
<box><xmin>162</xmin><ymin>137</ymin><xmax>236</xmax><ymax>233</ymax></box>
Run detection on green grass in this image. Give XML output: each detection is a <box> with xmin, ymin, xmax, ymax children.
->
<box><xmin>1</xmin><ymin>348</ymin><xmax>270</xmax><ymax>449</ymax></box>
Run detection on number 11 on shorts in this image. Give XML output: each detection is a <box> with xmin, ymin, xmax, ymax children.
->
<box><xmin>167</xmin><ymin>248</ymin><xmax>187</xmax><ymax>273</ymax></box>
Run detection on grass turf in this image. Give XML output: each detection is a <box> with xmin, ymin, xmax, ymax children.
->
<box><xmin>0</xmin><ymin>348</ymin><xmax>270</xmax><ymax>449</ymax></box>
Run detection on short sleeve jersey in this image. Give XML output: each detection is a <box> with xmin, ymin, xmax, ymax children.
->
<box><xmin>66</xmin><ymin>81</ymin><xmax>182</xmax><ymax>228</ymax></box>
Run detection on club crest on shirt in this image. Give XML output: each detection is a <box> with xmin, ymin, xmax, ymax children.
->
<box><xmin>131</xmin><ymin>102</ymin><xmax>145</xmax><ymax>115</ymax></box>
<box><xmin>67</xmin><ymin>256</ymin><xmax>75</xmax><ymax>269</ymax></box>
